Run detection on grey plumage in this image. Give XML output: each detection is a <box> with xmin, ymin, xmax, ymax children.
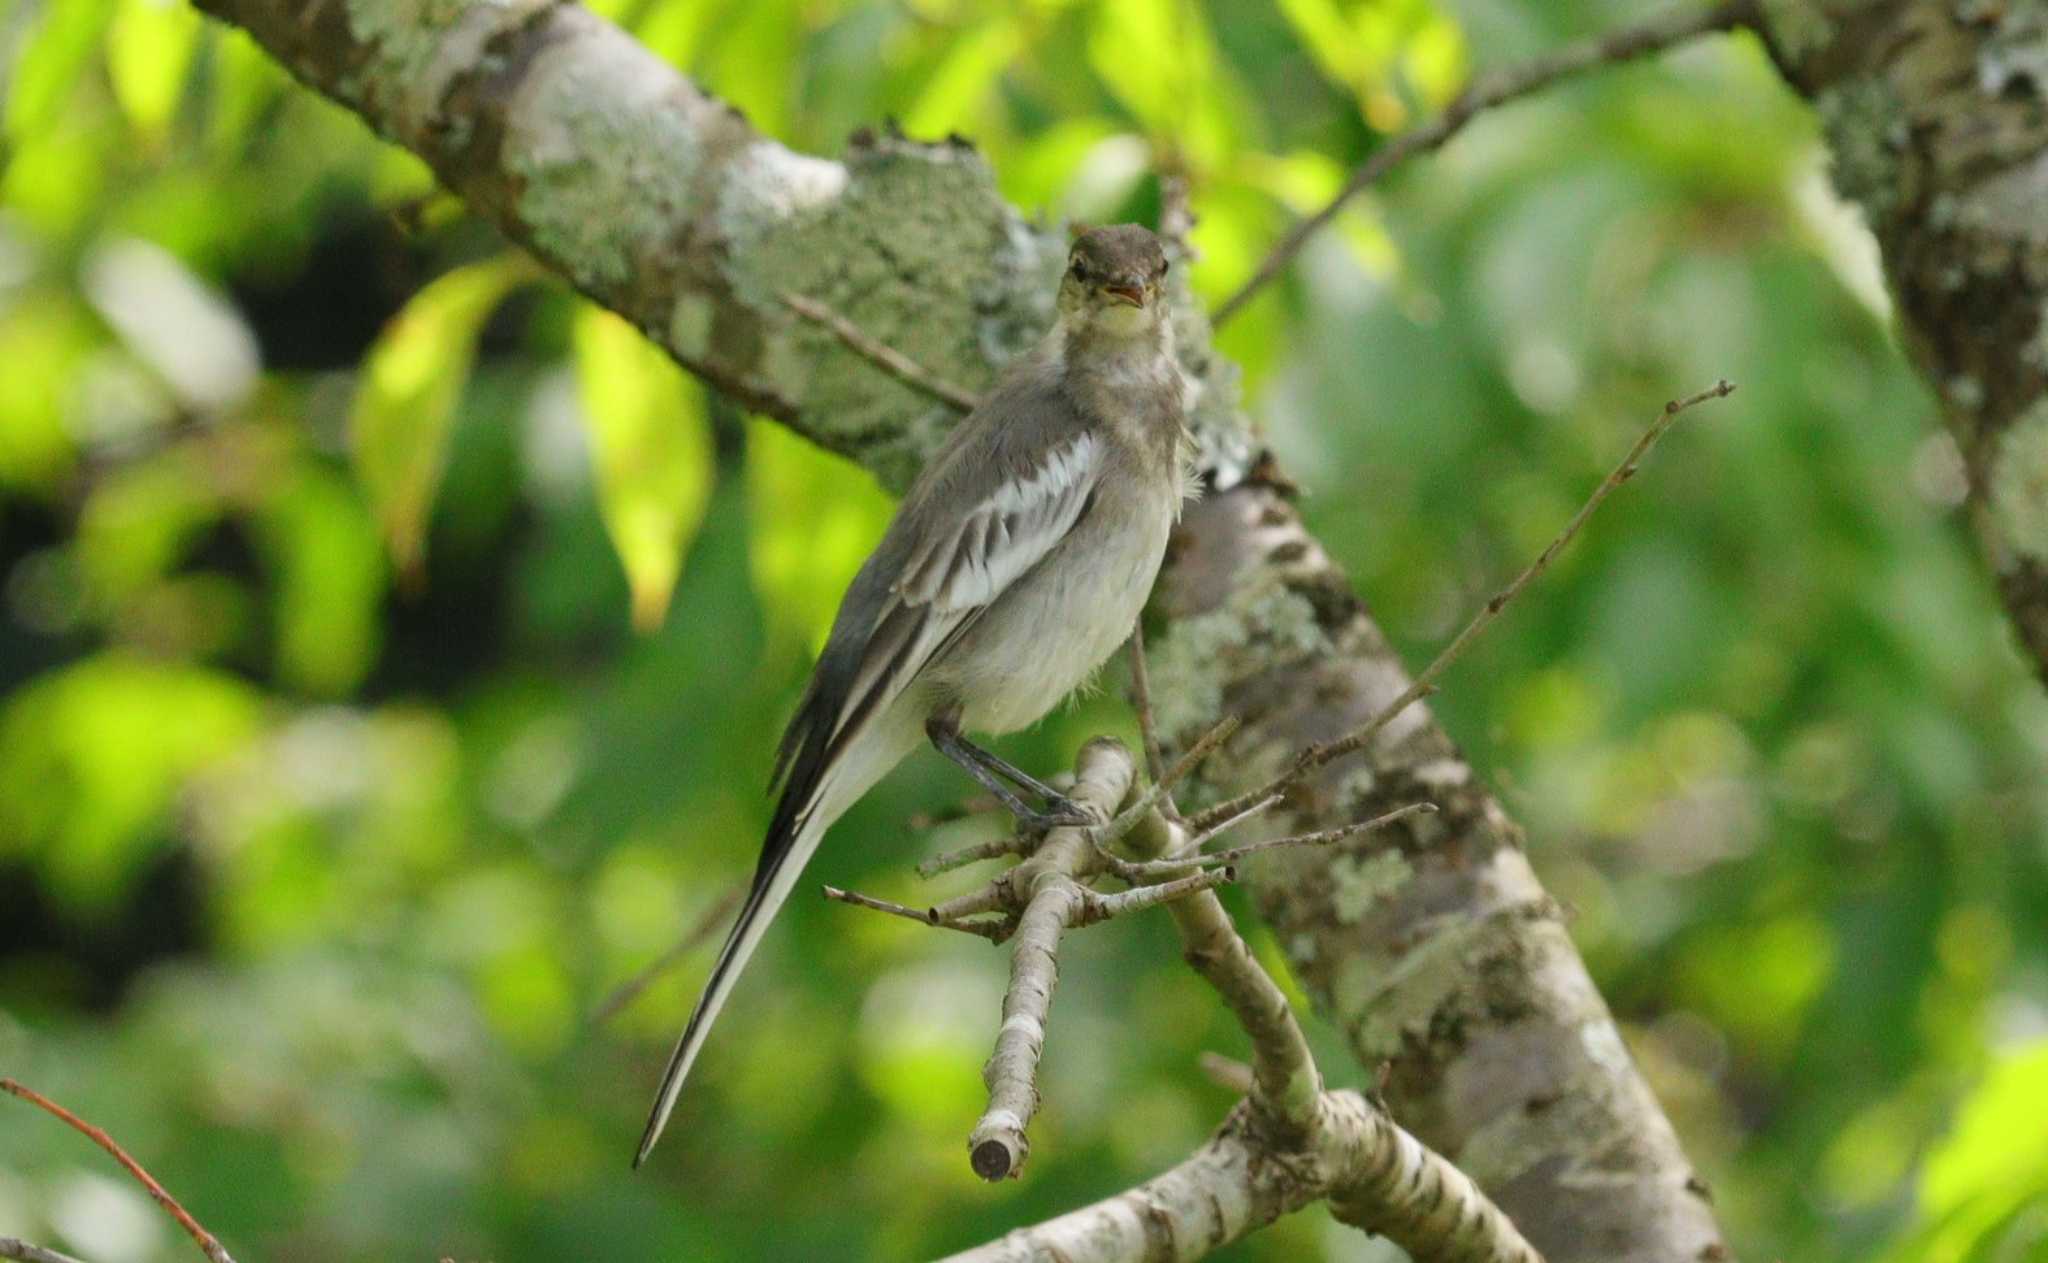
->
<box><xmin>635</xmin><ymin>224</ymin><xmax>1189</xmax><ymax>1165</ymax></box>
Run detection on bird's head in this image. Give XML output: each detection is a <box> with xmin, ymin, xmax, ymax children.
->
<box><xmin>1058</xmin><ymin>224</ymin><xmax>1170</xmax><ymax>338</ymax></box>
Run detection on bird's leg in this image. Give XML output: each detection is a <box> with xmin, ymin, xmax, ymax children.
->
<box><xmin>925</xmin><ymin>713</ymin><xmax>1095</xmax><ymax>832</ymax></box>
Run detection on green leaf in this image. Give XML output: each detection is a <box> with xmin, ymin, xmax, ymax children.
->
<box><xmin>572</xmin><ymin>305</ymin><xmax>715</xmax><ymax>632</ymax></box>
<box><xmin>3</xmin><ymin>0</ymin><xmax>117</xmax><ymax>141</ymax></box>
<box><xmin>744</xmin><ymin>417</ymin><xmax>892</xmax><ymax>657</ymax></box>
<box><xmin>255</xmin><ymin>462</ymin><xmax>387</xmax><ymax>696</ymax></box>
<box><xmin>901</xmin><ymin>16</ymin><xmax>1023</xmax><ymax>137</ymax></box>
<box><xmin>350</xmin><ymin>255</ymin><xmax>531</xmax><ymax>575</ymax></box>
<box><xmin>105</xmin><ymin>0</ymin><xmax>202</xmax><ymax>139</ymax></box>
<box><xmin>0</xmin><ymin>653</ymin><xmax>262</xmax><ymax>907</ymax></box>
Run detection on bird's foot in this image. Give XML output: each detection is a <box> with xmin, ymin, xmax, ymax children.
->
<box><xmin>1012</xmin><ymin>794</ymin><xmax>1098</xmax><ymax>835</ymax></box>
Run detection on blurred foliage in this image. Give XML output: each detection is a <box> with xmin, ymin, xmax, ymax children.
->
<box><xmin>1</xmin><ymin>0</ymin><xmax>2046</xmax><ymax>1260</ymax></box>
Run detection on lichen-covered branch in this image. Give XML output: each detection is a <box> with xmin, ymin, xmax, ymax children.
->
<box><xmin>189</xmin><ymin>1</ymin><xmax>1732</xmax><ymax>1255</ymax></box>
<box><xmin>1754</xmin><ymin>0</ymin><xmax>2048</xmax><ymax>682</ymax></box>
<box><xmin>943</xmin><ymin>742</ymin><xmax>1541</xmax><ymax>1263</ymax></box>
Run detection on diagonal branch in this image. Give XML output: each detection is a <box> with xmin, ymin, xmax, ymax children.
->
<box><xmin>780</xmin><ymin>291</ymin><xmax>982</xmax><ymax>412</ymax></box>
<box><xmin>1</xmin><ymin>1079</ymin><xmax>236</xmax><ymax>1263</ymax></box>
<box><xmin>943</xmin><ymin>741</ymin><xmax>1541</xmax><ymax>1263</ymax></box>
<box><xmin>1210</xmin><ymin>1</ymin><xmax>1758</xmax><ymax>326</ymax></box>
<box><xmin>1189</xmin><ymin>380</ymin><xmax>1735</xmax><ymax>833</ymax></box>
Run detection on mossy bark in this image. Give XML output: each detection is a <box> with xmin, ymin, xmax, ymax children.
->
<box><xmin>1758</xmin><ymin>0</ymin><xmax>2048</xmax><ymax>681</ymax></box>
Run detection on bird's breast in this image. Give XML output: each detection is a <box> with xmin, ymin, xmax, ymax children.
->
<box><xmin>936</xmin><ymin>467</ymin><xmax>1178</xmax><ymax>736</ymax></box>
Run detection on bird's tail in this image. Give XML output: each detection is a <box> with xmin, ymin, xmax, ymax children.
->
<box><xmin>632</xmin><ymin>715</ymin><xmax>915</xmax><ymax>1166</ymax></box>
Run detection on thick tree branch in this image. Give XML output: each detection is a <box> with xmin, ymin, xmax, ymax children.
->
<box><xmin>1754</xmin><ymin>0</ymin><xmax>2048</xmax><ymax>684</ymax></box>
<box><xmin>190</xmin><ymin>1</ymin><xmax>1732</xmax><ymax>1255</ymax></box>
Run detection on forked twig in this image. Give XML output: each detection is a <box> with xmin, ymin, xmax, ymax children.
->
<box><xmin>822</xmin><ymin>885</ymin><xmax>1016</xmax><ymax>941</ymax></box>
<box><xmin>1211</xmin><ymin>1</ymin><xmax>1754</xmax><ymax>326</ymax></box>
<box><xmin>780</xmin><ymin>291</ymin><xmax>982</xmax><ymax>411</ymax></box>
<box><xmin>1189</xmin><ymin>380</ymin><xmax>1735</xmax><ymax>832</ymax></box>
<box><xmin>1121</xmin><ymin>802</ymin><xmax>1437</xmax><ymax>880</ymax></box>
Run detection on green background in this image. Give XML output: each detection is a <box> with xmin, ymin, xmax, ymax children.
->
<box><xmin>2</xmin><ymin>0</ymin><xmax>2045</xmax><ymax>1259</ymax></box>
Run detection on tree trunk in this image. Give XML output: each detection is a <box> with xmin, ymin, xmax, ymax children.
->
<box><xmin>191</xmin><ymin>1</ymin><xmax>1731</xmax><ymax>1256</ymax></box>
<box><xmin>1755</xmin><ymin>0</ymin><xmax>2048</xmax><ymax>682</ymax></box>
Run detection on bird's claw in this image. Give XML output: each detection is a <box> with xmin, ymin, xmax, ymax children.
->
<box><xmin>1014</xmin><ymin>795</ymin><xmax>1098</xmax><ymax>835</ymax></box>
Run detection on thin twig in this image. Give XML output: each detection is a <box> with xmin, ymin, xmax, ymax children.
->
<box><xmin>780</xmin><ymin>291</ymin><xmax>982</xmax><ymax>411</ymax></box>
<box><xmin>590</xmin><ymin>885</ymin><xmax>744</xmax><ymax>1024</ymax></box>
<box><xmin>1125</xmin><ymin>627</ymin><xmax>1170</xmax><ymax>792</ymax></box>
<box><xmin>1</xmin><ymin>1079</ymin><xmax>235</xmax><ymax>1263</ymax></box>
<box><xmin>1196</xmin><ymin>1052</ymin><xmax>1254</xmax><ymax>1095</ymax></box>
<box><xmin>821</xmin><ymin>885</ymin><xmax>1015</xmax><ymax>941</ymax></box>
<box><xmin>1211</xmin><ymin>1</ymin><xmax>1754</xmax><ymax>327</ymax></box>
<box><xmin>1078</xmin><ymin>867</ymin><xmax>1234</xmax><ymax>923</ymax></box>
<box><xmin>1158</xmin><ymin>169</ymin><xmax>1196</xmax><ymax>259</ymax></box>
<box><xmin>918</xmin><ymin>832</ymin><xmax>1027</xmax><ymax>879</ymax></box>
<box><xmin>1176</xmin><ymin>792</ymin><xmax>1284</xmax><ymax>852</ymax></box>
<box><xmin>1189</xmin><ymin>380</ymin><xmax>1734</xmax><ymax>833</ymax></box>
<box><xmin>1125</xmin><ymin>802</ymin><xmax>1436</xmax><ymax>880</ymax></box>
<box><xmin>0</xmin><ymin>1239</ymin><xmax>88</xmax><ymax>1263</ymax></box>
<box><xmin>1092</xmin><ymin>714</ymin><xmax>1238</xmax><ymax>848</ymax></box>
<box><xmin>929</xmin><ymin>882</ymin><xmax>1015</xmax><ymax>925</ymax></box>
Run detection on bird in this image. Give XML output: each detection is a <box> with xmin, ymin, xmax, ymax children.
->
<box><xmin>635</xmin><ymin>223</ymin><xmax>1191</xmax><ymax>1166</ymax></box>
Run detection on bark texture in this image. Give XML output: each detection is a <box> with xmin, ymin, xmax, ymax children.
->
<box><xmin>1757</xmin><ymin>0</ymin><xmax>2048</xmax><ymax>681</ymax></box>
<box><xmin>192</xmin><ymin>1</ymin><xmax>1729</xmax><ymax>1257</ymax></box>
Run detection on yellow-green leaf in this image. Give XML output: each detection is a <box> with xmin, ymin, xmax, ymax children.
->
<box><xmin>106</xmin><ymin>0</ymin><xmax>202</xmax><ymax>139</ymax></box>
<box><xmin>572</xmin><ymin>306</ymin><xmax>715</xmax><ymax>632</ymax></box>
<box><xmin>351</xmin><ymin>255</ymin><xmax>531</xmax><ymax>575</ymax></box>
<box><xmin>745</xmin><ymin>418</ymin><xmax>893</xmax><ymax>657</ymax></box>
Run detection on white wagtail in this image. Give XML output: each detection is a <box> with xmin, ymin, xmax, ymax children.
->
<box><xmin>635</xmin><ymin>224</ymin><xmax>1189</xmax><ymax>1164</ymax></box>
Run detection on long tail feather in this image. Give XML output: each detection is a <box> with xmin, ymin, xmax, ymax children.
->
<box><xmin>632</xmin><ymin>710</ymin><xmax>919</xmax><ymax>1166</ymax></box>
<box><xmin>632</xmin><ymin>806</ymin><xmax>826</xmax><ymax>1167</ymax></box>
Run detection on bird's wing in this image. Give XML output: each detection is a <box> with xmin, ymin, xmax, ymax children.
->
<box><xmin>812</xmin><ymin>427</ymin><xmax>1100</xmax><ymax>754</ymax></box>
<box><xmin>893</xmin><ymin>429</ymin><xmax>1100</xmax><ymax>612</ymax></box>
<box><xmin>635</xmin><ymin>421</ymin><xmax>1107</xmax><ymax>1166</ymax></box>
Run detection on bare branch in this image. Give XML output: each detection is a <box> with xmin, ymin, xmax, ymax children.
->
<box><xmin>1124</xmin><ymin>802</ymin><xmax>1437</xmax><ymax>880</ymax></box>
<box><xmin>1090</xmin><ymin>713</ymin><xmax>1238</xmax><ymax>849</ymax></box>
<box><xmin>1124</xmin><ymin>626</ymin><xmax>1170</xmax><ymax>793</ymax></box>
<box><xmin>1078</xmin><ymin>867</ymin><xmax>1235</xmax><ymax>923</ymax></box>
<box><xmin>917</xmin><ymin>832</ymin><xmax>1028</xmax><ymax>880</ymax></box>
<box><xmin>589</xmin><ymin>885</ymin><xmax>743</xmax><ymax>1024</ymax></box>
<box><xmin>1197</xmin><ymin>1051</ymin><xmax>1254</xmax><ymax>1094</ymax></box>
<box><xmin>0</xmin><ymin>1239</ymin><xmax>88</xmax><ymax>1263</ymax></box>
<box><xmin>967</xmin><ymin>740</ymin><xmax>1135</xmax><ymax>1181</ymax></box>
<box><xmin>779</xmin><ymin>291</ymin><xmax>982</xmax><ymax>412</ymax></box>
<box><xmin>1</xmin><ymin>1079</ymin><xmax>236</xmax><ymax>1263</ymax></box>
<box><xmin>821</xmin><ymin>884</ymin><xmax>1016</xmax><ymax>941</ymax></box>
<box><xmin>1190</xmin><ymin>380</ymin><xmax>1735</xmax><ymax>833</ymax></box>
<box><xmin>945</xmin><ymin>1093</ymin><xmax>1541</xmax><ymax>1263</ymax></box>
<box><xmin>1211</xmin><ymin>1</ymin><xmax>1755</xmax><ymax>326</ymax></box>
<box><xmin>951</xmin><ymin>743</ymin><xmax>1542</xmax><ymax>1262</ymax></box>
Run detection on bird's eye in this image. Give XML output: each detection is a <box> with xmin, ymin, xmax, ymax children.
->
<box><xmin>1157</xmin><ymin>259</ymin><xmax>1170</xmax><ymax>278</ymax></box>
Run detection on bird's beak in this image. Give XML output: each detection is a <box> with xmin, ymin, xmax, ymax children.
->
<box><xmin>1102</xmin><ymin>283</ymin><xmax>1145</xmax><ymax>308</ymax></box>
